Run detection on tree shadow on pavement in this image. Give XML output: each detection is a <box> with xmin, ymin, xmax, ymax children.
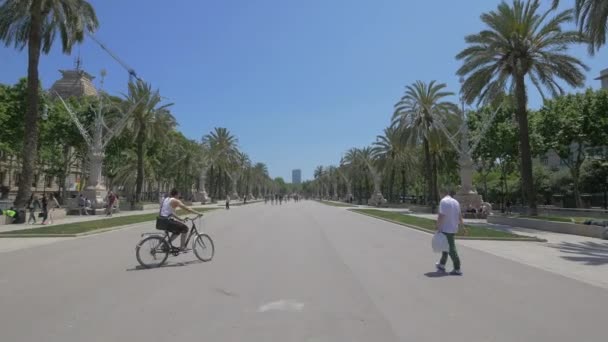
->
<box><xmin>126</xmin><ymin>259</ymin><xmax>203</xmax><ymax>271</ymax></box>
<box><xmin>550</xmin><ymin>241</ymin><xmax>608</xmax><ymax>266</ymax></box>
<box><xmin>424</xmin><ymin>271</ymin><xmax>450</xmax><ymax>278</ymax></box>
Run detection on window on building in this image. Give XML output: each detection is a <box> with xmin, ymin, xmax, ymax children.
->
<box><xmin>14</xmin><ymin>173</ymin><xmax>20</xmax><ymax>184</ymax></box>
<box><xmin>45</xmin><ymin>175</ymin><xmax>53</xmax><ymax>188</ymax></box>
<box><xmin>0</xmin><ymin>171</ymin><xmax>5</xmax><ymax>185</ymax></box>
<box><xmin>540</xmin><ymin>155</ymin><xmax>548</xmax><ymax>165</ymax></box>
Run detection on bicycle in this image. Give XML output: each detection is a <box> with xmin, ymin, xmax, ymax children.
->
<box><xmin>135</xmin><ymin>214</ymin><xmax>215</xmax><ymax>268</ymax></box>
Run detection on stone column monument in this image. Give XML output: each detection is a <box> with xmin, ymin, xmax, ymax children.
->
<box><xmin>434</xmin><ymin>79</ymin><xmax>505</xmax><ymax>214</ymax></box>
<box><xmin>56</xmin><ymin>88</ymin><xmax>140</xmax><ymax>211</ymax></box>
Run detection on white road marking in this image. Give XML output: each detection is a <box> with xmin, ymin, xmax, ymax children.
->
<box><xmin>257</xmin><ymin>299</ymin><xmax>304</xmax><ymax>313</ymax></box>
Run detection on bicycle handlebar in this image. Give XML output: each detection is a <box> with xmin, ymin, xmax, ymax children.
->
<box><xmin>183</xmin><ymin>213</ymin><xmax>204</xmax><ymax>222</ymax></box>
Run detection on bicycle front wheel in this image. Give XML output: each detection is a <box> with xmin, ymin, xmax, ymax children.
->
<box><xmin>193</xmin><ymin>234</ymin><xmax>215</xmax><ymax>262</ymax></box>
<box><xmin>136</xmin><ymin>236</ymin><xmax>169</xmax><ymax>268</ymax></box>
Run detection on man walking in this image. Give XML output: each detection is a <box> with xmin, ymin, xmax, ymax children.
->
<box><xmin>78</xmin><ymin>194</ymin><xmax>88</xmax><ymax>216</ymax></box>
<box><xmin>106</xmin><ymin>191</ymin><xmax>116</xmax><ymax>217</ymax></box>
<box><xmin>27</xmin><ymin>194</ymin><xmax>40</xmax><ymax>224</ymax></box>
<box><xmin>435</xmin><ymin>189</ymin><xmax>468</xmax><ymax>275</ymax></box>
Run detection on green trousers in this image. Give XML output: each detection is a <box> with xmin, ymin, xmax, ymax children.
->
<box><xmin>439</xmin><ymin>232</ymin><xmax>461</xmax><ymax>270</ymax></box>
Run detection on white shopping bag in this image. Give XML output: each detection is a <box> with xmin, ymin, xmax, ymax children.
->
<box><xmin>432</xmin><ymin>232</ymin><xmax>449</xmax><ymax>253</ymax></box>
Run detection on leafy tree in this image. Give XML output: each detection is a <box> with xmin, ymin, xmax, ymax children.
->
<box><xmin>39</xmin><ymin>95</ymin><xmax>96</xmax><ymax>202</ymax></box>
<box><xmin>580</xmin><ymin>158</ymin><xmax>608</xmax><ymax>208</ymax></box>
<box><xmin>468</xmin><ymin>105</ymin><xmax>519</xmax><ymax>207</ymax></box>
<box><xmin>456</xmin><ymin>0</ymin><xmax>588</xmax><ymax>214</ymax></box>
<box><xmin>273</xmin><ymin>177</ymin><xmax>287</xmax><ymax>195</ymax></box>
<box><xmin>0</xmin><ymin>79</ymin><xmax>27</xmax><ymax>156</ymax></box>
<box><xmin>0</xmin><ymin>0</ymin><xmax>99</xmax><ymax>207</ymax></box>
<box><xmin>535</xmin><ymin>89</ymin><xmax>608</xmax><ymax>207</ymax></box>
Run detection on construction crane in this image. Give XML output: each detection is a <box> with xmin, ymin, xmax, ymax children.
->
<box><xmin>86</xmin><ymin>32</ymin><xmax>142</xmax><ymax>83</ymax></box>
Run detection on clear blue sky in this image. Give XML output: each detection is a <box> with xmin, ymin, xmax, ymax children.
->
<box><xmin>1</xmin><ymin>0</ymin><xmax>607</xmax><ymax>181</ymax></box>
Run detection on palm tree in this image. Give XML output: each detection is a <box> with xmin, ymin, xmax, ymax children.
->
<box><xmin>575</xmin><ymin>0</ymin><xmax>608</xmax><ymax>53</ymax></box>
<box><xmin>114</xmin><ymin>149</ymin><xmax>156</xmax><ymax>197</ymax></box>
<box><xmin>313</xmin><ymin>165</ymin><xmax>325</xmax><ymax>199</ymax></box>
<box><xmin>342</xmin><ymin>147</ymin><xmax>385</xmax><ymax>205</ymax></box>
<box><xmin>173</xmin><ymin>138</ymin><xmax>201</xmax><ymax>199</ymax></box>
<box><xmin>202</xmin><ymin>127</ymin><xmax>239</xmax><ymax>199</ymax></box>
<box><xmin>252</xmin><ymin>162</ymin><xmax>269</xmax><ymax>197</ymax></box>
<box><xmin>0</xmin><ymin>0</ymin><xmax>99</xmax><ymax>206</ymax></box>
<box><xmin>124</xmin><ymin>80</ymin><xmax>175</xmax><ymax>202</ymax></box>
<box><xmin>358</xmin><ymin>146</ymin><xmax>385</xmax><ymax>205</ymax></box>
<box><xmin>372</xmin><ymin>125</ymin><xmax>404</xmax><ymax>202</ymax></box>
<box><xmin>342</xmin><ymin>148</ymin><xmax>366</xmax><ymax>202</ymax></box>
<box><xmin>338</xmin><ymin>159</ymin><xmax>354</xmax><ymax>202</ymax></box>
<box><xmin>456</xmin><ymin>0</ymin><xmax>588</xmax><ymax>214</ymax></box>
<box><xmin>233</xmin><ymin>151</ymin><xmax>250</xmax><ymax>199</ymax></box>
<box><xmin>327</xmin><ymin>165</ymin><xmax>339</xmax><ymax>200</ymax></box>
<box><xmin>392</xmin><ymin>80</ymin><xmax>458</xmax><ymax>205</ymax></box>
<box><xmin>552</xmin><ymin>0</ymin><xmax>608</xmax><ymax>53</ymax></box>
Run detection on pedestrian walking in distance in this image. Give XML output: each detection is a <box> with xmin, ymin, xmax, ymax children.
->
<box><xmin>106</xmin><ymin>191</ymin><xmax>117</xmax><ymax>217</ymax></box>
<box><xmin>40</xmin><ymin>194</ymin><xmax>49</xmax><ymax>225</ymax></box>
<box><xmin>27</xmin><ymin>194</ymin><xmax>40</xmax><ymax>224</ymax></box>
<box><xmin>78</xmin><ymin>194</ymin><xmax>88</xmax><ymax>216</ymax></box>
<box><xmin>435</xmin><ymin>188</ymin><xmax>468</xmax><ymax>275</ymax></box>
<box><xmin>225</xmin><ymin>195</ymin><xmax>230</xmax><ymax>210</ymax></box>
<box><xmin>47</xmin><ymin>194</ymin><xmax>60</xmax><ymax>225</ymax></box>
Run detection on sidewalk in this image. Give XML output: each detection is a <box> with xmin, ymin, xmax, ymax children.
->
<box><xmin>399</xmin><ymin>212</ymin><xmax>608</xmax><ymax>289</ymax></box>
<box><xmin>0</xmin><ymin>202</ymin><xmax>221</xmax><ymax>234</ymax></box>
<box><xmin>333</xmin><ymin>203</ymin><xmax>608</xmax><ymax>289</ymax></box>
<box><xmin>0</xmin><ymin>201</ymin><xmax>261</xmax><ymax>254</ymax></box>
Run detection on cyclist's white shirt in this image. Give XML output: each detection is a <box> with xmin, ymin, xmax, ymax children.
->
<box><xmin>160</xmin><ymin>197</ymin><xmax>175</xmax><ymax>217</ymax></box>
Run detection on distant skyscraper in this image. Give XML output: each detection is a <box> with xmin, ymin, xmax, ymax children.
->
<box><xmin>292</xmin><ymin>169</ymin><xmax>302</xmax><ymax>185</ymax></box>
<box><xmin>596</xmin><ymin>68</ymin><xmax>608</xmax><ymax>89</ymax></box>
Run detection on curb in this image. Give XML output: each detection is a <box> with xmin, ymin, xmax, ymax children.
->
<box><xmin>349</xmin><ymin>210</ymin><xmax>546</xmax><ymax>242</ymax></box>
<box><xmin>315</xmin><ymin>200</ymin><xmax>358</xmax><ymax>208</ymax></box>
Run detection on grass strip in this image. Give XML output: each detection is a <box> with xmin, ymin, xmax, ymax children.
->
<box><xmin>351</xmin><ymin>209</ymin><xmax>540</xmax><ymax>240</ymax></box>
<box><xmin>0</xmin><ymin>207</ymin><xmax>216</xmax><ymax>236</ymax></box>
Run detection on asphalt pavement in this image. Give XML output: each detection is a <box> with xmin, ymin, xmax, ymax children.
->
<box><xmin>0</xmin><ymin>201</ymin><xmax>606</xmax><ymax>341</ymax></box>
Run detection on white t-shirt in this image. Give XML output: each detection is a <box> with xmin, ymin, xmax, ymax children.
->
<box><xmin>438</xmin><ymin>195</ymin><xmax>461</xmax><ymax>234</ymax></box>
<box><xmin>160</xmin><ymin>197</ymin><xmax>175</xmax><ymax>217</ymax></box>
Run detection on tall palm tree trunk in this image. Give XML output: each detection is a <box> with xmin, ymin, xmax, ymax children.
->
<box><xmin>208</xmin><ymin>166</ymin><xmax>214</xmax><ymax>200</ymax></box>
<box><xmin>514</xmin><ymin>74</ymin><xmax>537</xmax><ymax>215</ymax></box>
<box><xmin>401</xmin><ymin>166</ymin><xmax>406</xmax><ymax>201</ymax></box>
<box><xmin>423</xmin><ymin>138</ymin><xmax>433</xmax><ymax>205</ymax></box>
<box><xmin>14</xmin><ymin>1</ymin><xmax>43</xmax><ymax>208</ymax></box>
<box><xmin>135</xmin><ymin>129</ymin><xmax>145</xmax><ymax>203</ymax></box>
<box><xmin>431</xmin><ymin>152</ymin><xmax>439</xmax><ymax>204</ymax></box>
<box><xmin>388</xmin><ymin>164</ymin><xmax>395</xmax><ymax>203</ymax></box>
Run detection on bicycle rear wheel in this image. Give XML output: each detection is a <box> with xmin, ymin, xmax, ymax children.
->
<box><xmin>193</xmin><ymin>234</ymin><xmax>214</xmax><ymax>262</ymax></box>
<box><xmin>136</xmin><ymin>235</ymin><xmax>169</xmax><ymax>268</ymax></box>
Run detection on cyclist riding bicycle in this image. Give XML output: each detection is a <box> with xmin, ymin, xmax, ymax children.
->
<box><xmin>156</xmin><ymin>189</ymin><xmax>202</xmax><ymax>251</ymax></box>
